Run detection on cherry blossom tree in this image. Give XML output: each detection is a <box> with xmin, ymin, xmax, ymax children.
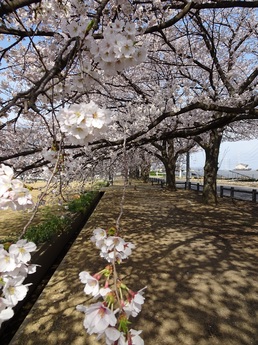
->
<box><xmin>151</xmin><ymin>138</ymin><xmax>195</xmax><ymax>190</ymax></box>
<box><xmin>139</xmin><ymin>6</ymin><xmax>258</xmax><ymax>203</ymax></box>
<box><xmin>0</xmin><ymin>2</ymin><xmax>257</xmax><ymax>182</ymax></box>
<box><xmin>1</xmin><ymin>0</ymin><xmax>258</xmax><ymax>342</ymax></box>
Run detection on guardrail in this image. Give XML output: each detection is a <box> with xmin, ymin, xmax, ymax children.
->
<box><xmin>219</xmin><ymin>185</ymin><xmax>258</xmax><ymax>202</ymax></box>
<box><xmin>183</xmin><ymin>181</ymin><xmax>258</xmax><ymax>203</ymax></box>
<box><xmin>149</xmin><ymin>178</ymin><xmax>258</xmax><ymax>203</ymax></box>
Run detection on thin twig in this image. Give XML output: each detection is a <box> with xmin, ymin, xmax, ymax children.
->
<box><xmin>116</xmin><ymin>134</ymin><xmax>128</xmax><ymax>234</ymax></box>
<box><xmin>113</xmin><ymin>133</ymin><xmax>128</xmax><ymax>309</ymax></box>
<box><xmin>19</xmin><ymin>149</ymin><xmax>63</xmax><ymax>239</ymax></box>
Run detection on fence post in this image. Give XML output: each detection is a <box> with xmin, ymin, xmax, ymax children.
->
<box><xmin>197</xmin><ymin>183</ymin><xmax>200</xmax><ymax>192</ymax></box>
<box><xmin>252</xmin><ymin>189</ymin><xmax>257</xmax><ymax>202</ymax></box>
<box><xmin>188</xmin><ymin>182</ymin><xmax>191</xmax><ymax>190</ymax></box>
<box><xmin>220</xmin><ymin>186</ymin><xmax>223</xmax><ymax>198</ymax></box>
<box><xmin>230</xmin><ymin>187</ymin><xmax>234</xmax><ymax>198</ymax></box>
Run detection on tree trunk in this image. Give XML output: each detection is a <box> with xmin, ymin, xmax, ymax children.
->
<box><xmin>154</xmin><ymin>139</ymin><xmax>178</xmax><ymax>190</ymax></box>
<box><xmin>152</xmin><ymin>139</ymin><xmax>194</xmax><ymax>191</ymax></box>
<box><xmin>163</xmin><ymin>159</ymin><xmax>177</xmax><ymax>190</ymax></box>
<box><xmin>140</xmin><ymin>161</ymin><xmax>151</xmax><ymax>183</ymax></box>
<box><xmin>129</xmin><ymin>166</ymin><xmax>140</xmax><ymax>179</ymax></box>
<box><xmin>202</xmin><ymin>130</ymin><xmax>223</xmax><ymax>204</ymax></box>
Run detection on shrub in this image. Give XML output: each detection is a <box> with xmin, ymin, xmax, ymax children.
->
<box><xmin>24</xmin><ymin>191</ymin><xmax>98</xmax><ymax>245</ymax></box>
<box><xmin>67</xmin><ymin>191</ymin><xmax>96</xmax><ymax>213</ymax></box>
<box><xmin>24</xmin><ymin>214</ymin><xmax>70</xmax><ymax>244</ymax></box>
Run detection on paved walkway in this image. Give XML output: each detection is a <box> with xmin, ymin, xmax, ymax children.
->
<box><xmin>9</xmin><ymin>182</ymin><xmax>258</xmax><ymax>345</ymax></box>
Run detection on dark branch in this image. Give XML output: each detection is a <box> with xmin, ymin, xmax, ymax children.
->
<box><xmin>0</xmin><ymin>0</ymin><xmax>41</xmax><ymax>17</ymax></box>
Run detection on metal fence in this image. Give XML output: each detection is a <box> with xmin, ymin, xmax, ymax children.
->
<box><xmin>149</xmin><ymin>178</ymin><xmax>258</xmax><ymax>203</ymax></box>
<box><xmin>183</xmin><ymin>182</ymin><xmax>258</xmax><ymax>202</ymax></box>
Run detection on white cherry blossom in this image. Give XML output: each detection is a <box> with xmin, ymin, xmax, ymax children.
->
<box><xmin>0</xmin><ymin>250</ymin><xmax>17</xmax><ymax>272</ymax></box>
<box><xmin>91</xmin><ymin>227</ymin><xmax>107</xmax><ymax>242</ymax></box>
<box><xmin>79</xmin><ymin>271</ymin><xmax>100</xmax><ymax>297</ymax></box>
<box><xmin>0</xmin><ymin>164</ymin><xmax>34</xmax><ymax>211</ymax></box>
<box><xmin>98</xmin><ymin>327</ymin><xmax>121</xmax><ymax>344</ymax></box>
<box><xmin>0</xmin><ymin>237</ymin><xmax>37</xmax><ymax>328</ymax></box>
<box><xmin>57</xmin><ymin>101</ymin><xmax>112</xmax><ymax>144</ymax></box>
<box><xmin>0</xmin><ymin>298</ymin><xmax>14</xmax><ymax>327</ymax></box>
<box><xmin>123</xmin><ymin>288</ymin><xmax>146</xmax><ymax>317</ymax></box>
<box><xmin>0</xmin><ymin>174</ymin><xmax>12</xmax><ymax>196</ymax></box>
<box><xmin>97</xmin><ymin>235</ymin><xmax>135</xmax><ymax>263</ymax></box>
<box><xmin>2</xmin><ymin>277</ymin><xmax>29</xmax><ymax>307</ymax></box>
<box><xmin>130</xmin><ymin>329</ymin><xmax>144</xmax><ymax>345</ymax></box>
<box><xmin>0</xmin><ymin>164</ymin><xmax>14</xmax><ymax>179</ymax></box>
<box><xmin>76</xmin><ymin>302</ymin><xmax>117</xmax><ymax>335</ymax></box>
<box><xmin>9</xmin><ymin>240</ymin><xmax>37</xmax><ymax>264</ymax></box>
<box><xmin>78</xmin><ymin>229</ymin><xmax>145</xmax><ymax>343</ymax></box>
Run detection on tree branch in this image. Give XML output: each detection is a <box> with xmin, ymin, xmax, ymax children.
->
<box><xmin>0</xmin><ymin>0</ymin><xmax>41</xmax><ymax>17</ymax></box>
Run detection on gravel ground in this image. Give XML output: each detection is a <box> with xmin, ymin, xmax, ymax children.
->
<box><xmin>6</xmin><ymin>182</ymin><xmax>258</xmax><ymax>345</ymax></box>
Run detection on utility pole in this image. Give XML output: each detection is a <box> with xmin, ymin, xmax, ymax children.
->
<box><xmin>186</xmin><ymin>151</ymin><xmax>190</xmax><ymax>188</ymax></box>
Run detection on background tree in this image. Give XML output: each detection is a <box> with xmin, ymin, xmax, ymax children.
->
<box><xmin>151</xmin><ymin>138</ymin><xmax>195</xmax><ymax>190</ymax></box>
<box><xmin>0</xmin><ymin>1</ymin><xmax>257</xmax><ymax>205</ymax></box>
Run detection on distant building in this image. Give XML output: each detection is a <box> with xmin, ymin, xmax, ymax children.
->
<box><xmin>234</xmin><ymin>163</ymin><xmax>251</xmax><ymax>171</ymax></box>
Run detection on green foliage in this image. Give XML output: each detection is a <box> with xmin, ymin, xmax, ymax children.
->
<box><xmin>0</xmin><ymin>239</ymin><xmax>14</xmax><ymax>248</ymax></box>
<box><xmin>149</xmin><ymin>171</ymin><xmax>165</xmax><ymax>177</ymax></box>
<box><xmin>67</xmin><ymin>191</ymin><xmax>96</xmax><ymax>213</ymax></box>
<box><xmin>24</xmin><ymin>191</ymin><xmax>98</xmax><ymax>245</ymax></box>
<box><xmin>24</xmin><ymin>214</ymin><xmax>70</xmax><ymax>244</ymax></box>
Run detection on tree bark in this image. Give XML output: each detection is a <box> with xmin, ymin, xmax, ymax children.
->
<box><xmin>152</xmin><ymin>140</ymin><xmax>177</xmax><ymax>190</ymax></box>
<box><xmin>202</xmin><ymin>130</ymin><xmax>223</xmax><ymax>204</ymax></box>
<box><xmin>129</xmin><ymin>166</ymin><xmax>140</xmax><ymax>179</ymax></box>
<box><xmin>139</xmin><ymin>153</ymin><xmax>151</xmax><ymax>183</ymax></box>
<box><xmin>152</xmin><ymin>139</ymin><xmax>193</xmax><ymax>191</ymax></box>
<box><xmin>163</xmin><ymin>159</ymin><xmax>177</xmax><ymax>190</ymax></box>
<box><xmin>140</xmin><ymin>162</ymin><xmax>151</xmax><ymax>183</ymax></box>
<box><xmin>0</xmin><ymin>0</ymin><xmax>41</xmax><ymax>16</ymax></box>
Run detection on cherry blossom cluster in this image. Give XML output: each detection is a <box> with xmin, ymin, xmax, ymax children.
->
<box><xmin>0</xmin><ymin>164</ymin><xmax>33</xmax><ymax>211</ymax></box>
<box><xmin>57</xmin><ymin>101</ymin><xmax>112</xmax><ymax>145</ymax></box>
<box><xmin>77</xmin><ymin>227</ymin><xmax>146</xmax><ymax>345</ymax></box>
<box><xmin>0</xmin><ymin>164</ymin><xmax>37</xmax><ymax>328</ymax></box>
<box><xmin>42</xmin><ymin>147</ymin><xmax>59</xmax><ymax>164</ymax></box>
<box><xmin>0</xmin><ymin>240</ymin><xmax>37</xmax><ymax>328</ymax></box>
<box><xmin>91</xmin><ymin>227</ymin><xmax>136</xmax><ymax>263</ymax></box>
<box><xmin>87</xmin><ymin>19</ymin><xmax>147</xmax><ymax>76</ymax></box>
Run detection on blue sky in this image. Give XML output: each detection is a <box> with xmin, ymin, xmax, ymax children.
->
<box><xmin>191</xmin><ymin>139</ymin><xmax>258</xmax><ymax>170</ymax></box>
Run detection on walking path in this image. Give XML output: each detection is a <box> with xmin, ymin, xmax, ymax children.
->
<box><xmin>9</xmin><ymin>182</ymin><xmax>258</xmax><ymax>345</ymax></box>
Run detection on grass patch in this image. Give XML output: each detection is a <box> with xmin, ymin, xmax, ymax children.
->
<box><xmin>22</xmin><ymin>191</ymin><xmax>98</xmax><ymax>245</ymax></box>
<box><xmin>0</xmin><ymin>176</ymin><xmax>109</xmax><ymax>244</ymax></box>
<box><xmin>67</xmin><ymin>191</ymin><xmax>97</xmax><ymax>213</ymax></box>
<box><xmin>0</xmin><ymin>185</ymin><xmax>101</xmax><ymax>245</ymax></box>
<box><xmin>149</xmin><ymin>171</ymin><xmax>166</xmax><ymax>178</ymax></box>
<box><xmin>23</xmin><ymin>213</ymin><xmax>70</xmax><ymax>244</ymax></box>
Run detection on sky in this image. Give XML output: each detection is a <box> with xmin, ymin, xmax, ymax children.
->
<box><xmin>190</xmin><ymin>139</ymin><xmax>258</xmax><ymax>170</ymax></box>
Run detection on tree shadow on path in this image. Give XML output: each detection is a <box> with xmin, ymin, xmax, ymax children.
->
<box><xmin>9</xmin><ymin>183</ymin><xmax>258</xmax><ymax>345</ymax></box>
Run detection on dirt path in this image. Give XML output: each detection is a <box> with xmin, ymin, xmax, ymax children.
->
<box><xmin>8</xmin><ymin>182</ymin><xmax>258</xmax><ymax>345</ymax></box>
